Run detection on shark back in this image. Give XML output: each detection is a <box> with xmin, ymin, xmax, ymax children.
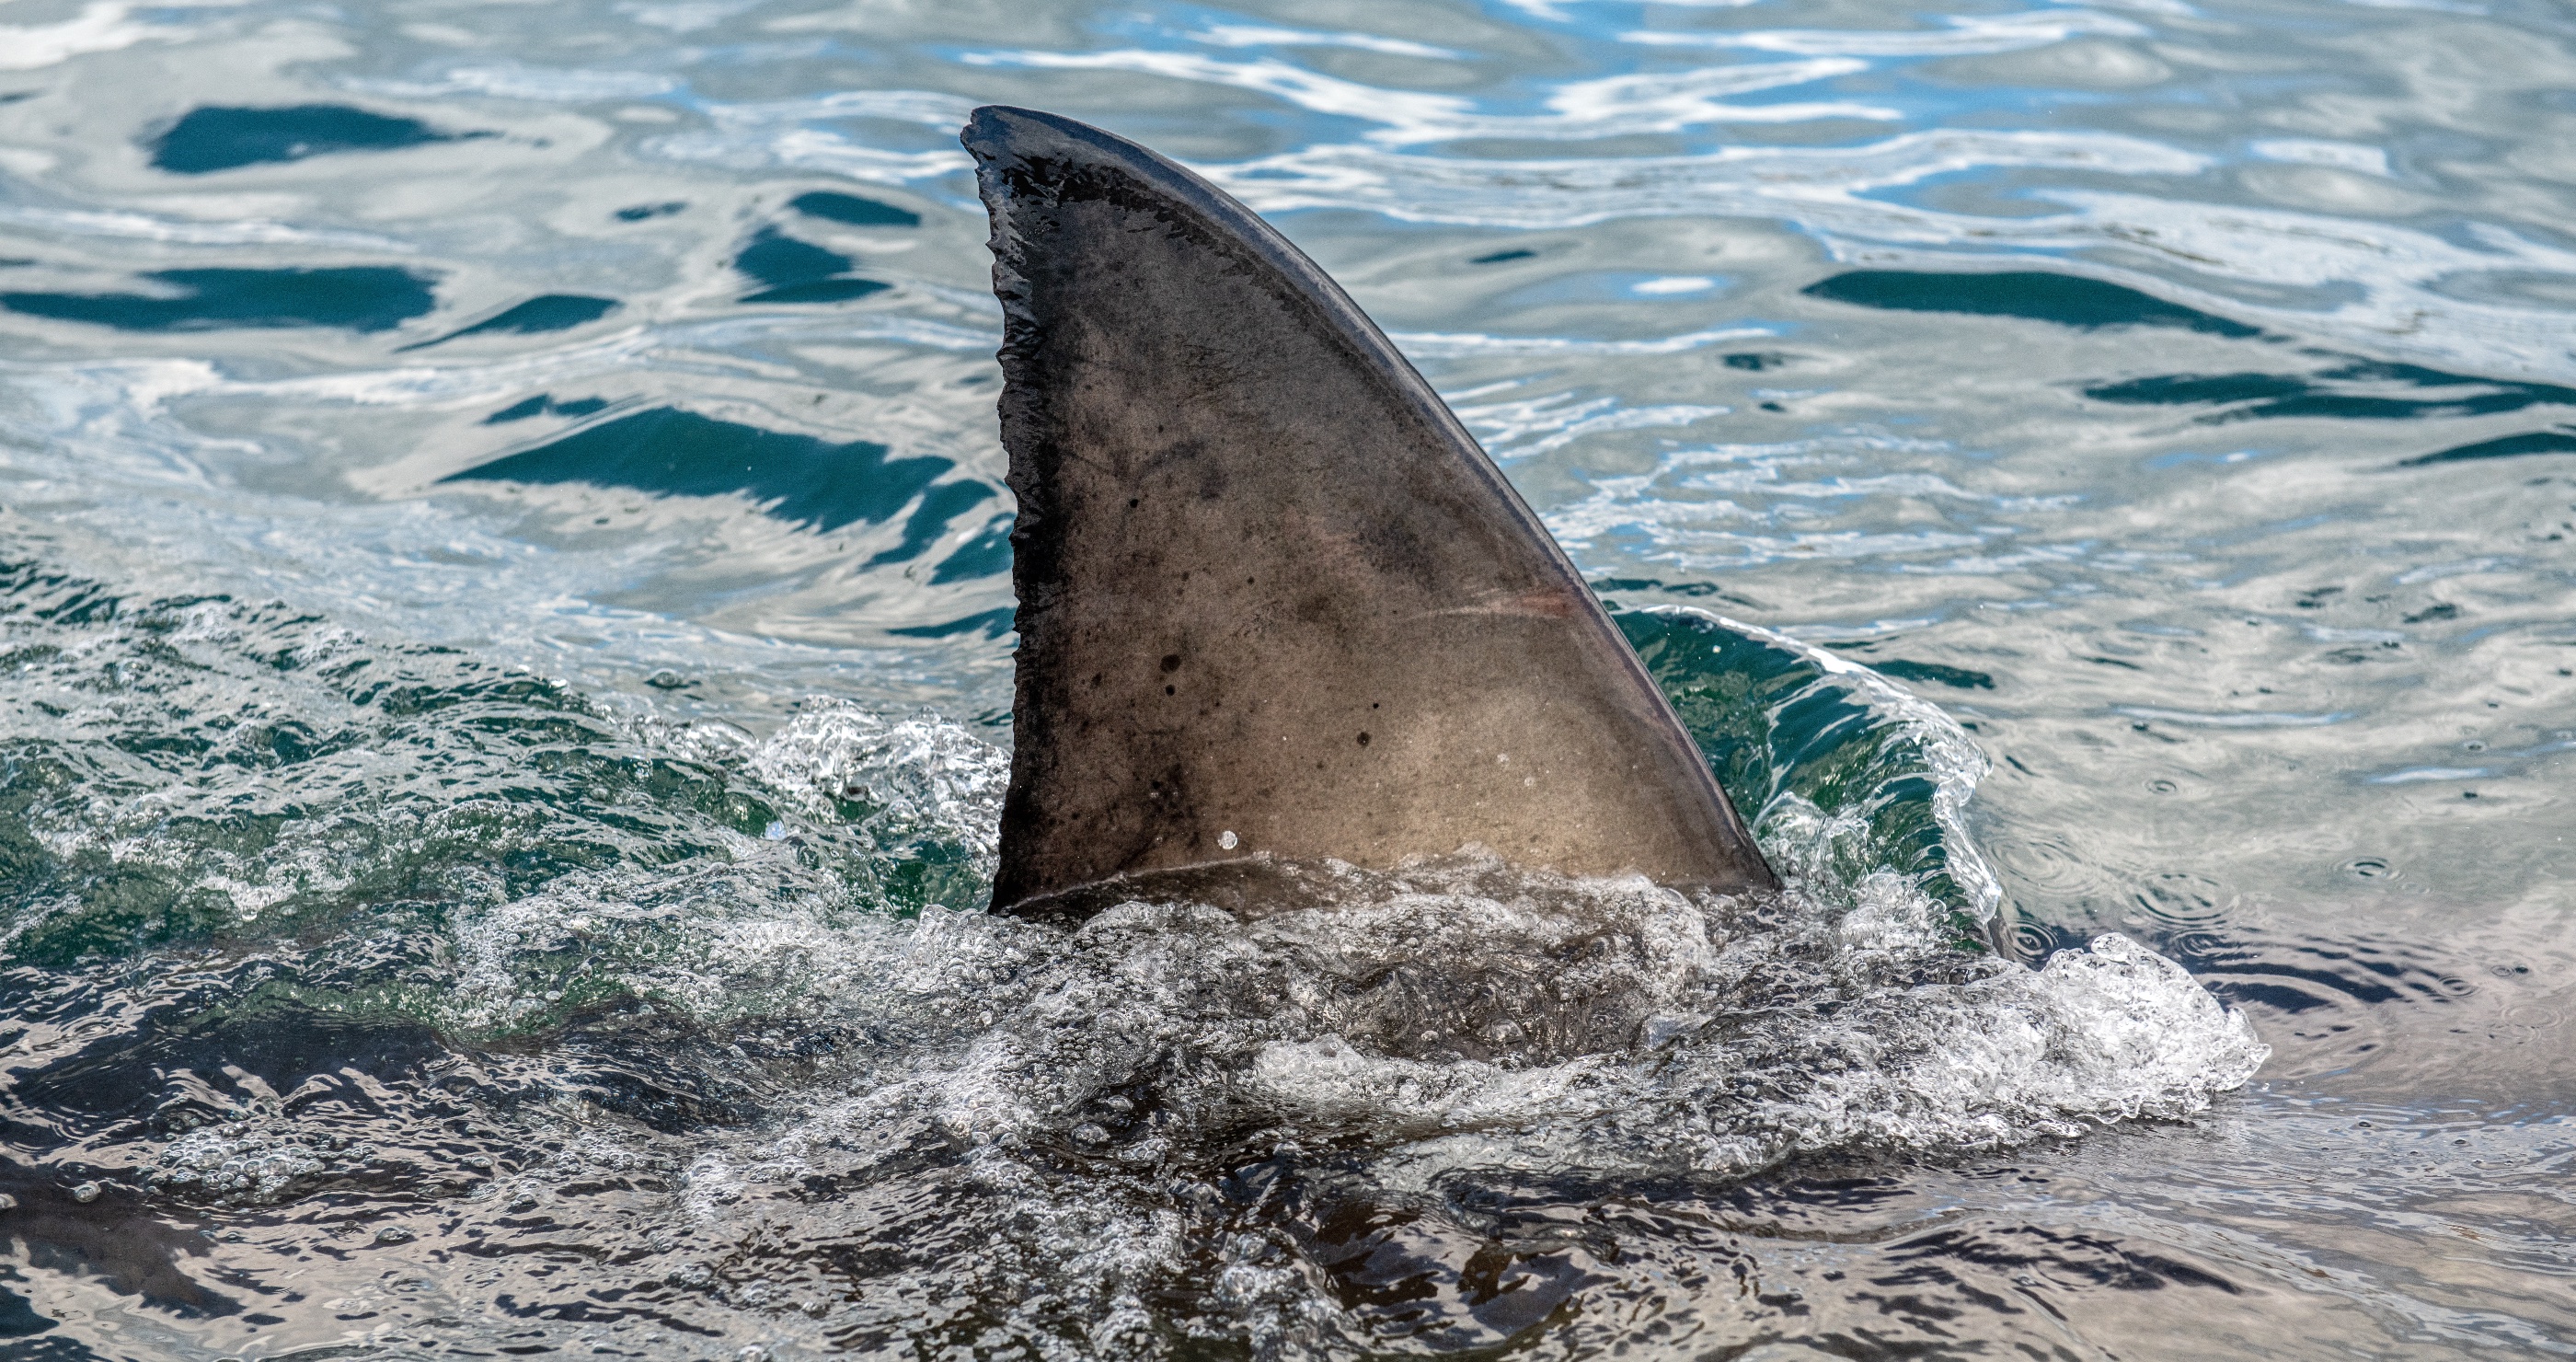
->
<box><xmin>964</xmin><ymin>105</ymin><xmax>1775</xmax><ymax>917</ymax></box>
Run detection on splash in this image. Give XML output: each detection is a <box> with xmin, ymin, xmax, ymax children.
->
<box><xmin>0</xmin><ymin>553</ymin><xmax>2262</xmax><ymax>1356</ymax></box>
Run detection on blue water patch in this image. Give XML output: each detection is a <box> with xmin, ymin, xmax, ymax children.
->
<box><xmin>0</xmin><ymin>1277</ymin><xmax>52</xmax><ymax>1337</ymax></box>
<box><xmin>615</xmin><ymin>202</ymin><xmax>686</xmax><ymax>222</ymax></box>
<box><xmin>889</xmin><ymin>607</ymin><xmax>1016</xmax><ymax>640</ymax></box>
<box><xmin>1590</xmin><ymin>575</ymin><xmax>1765</xmax><ymax>610</ymax></box>
<box><xmin>443</xmin><ymin>407</ymin><xmax>987</xmax><ymax>551</ymax></box>
<box><xmin>931</xmin><ymin>514</ymin><xmax>1014</xmax><ymax>584</ymax></box>
<box><xmin>483</xmin><ymin>395</ymin><xmax>611</xmax><ymax>425</ymax></box>
<box><xmin>405</xmin><ymin>295</ymin><xmax>618</xmax><ymax>350</ymax></box>
<box><xmin>2399</xmin><ymin>428</ymin><xmax>2576</xmax><ymax>465</ymax></box>
<box><xmin>1804</xmin><ymin>271</ymin><xmax>2263</xmax><ymax>338</ymax></box>
<box><xmin>734</xmin><ymin>228</ymin><xmax>889</xmax><ymax>305</ymax></box>
<box><xmin>1618</xmin><ymin>608</ymin><xmax>1991</xmax><ymax>947</ymax></box>
<box><xmin>0</xmin><ymin>267</ymin><xmax>437</xmax><ymax>332</ymax></box>
<box><xmin>1872</xmin><ymin>659</ymin><xmax>1997</xmax><ymax>691</ymax></box>
<box><xmin>146</xmin><ymin>105</ymin><xmax>477</xmax><ymax>174</ymax></box>
<box><xmin>789</xmin><ymin>191</ymin><xmax>920</xmax><ymax>227</ymax></box>
<box><xmin>2087</xmin><ymin>360</ymin><xmax>2576</xmax><ymax>423</ymax></box>
<box><xmin>868</xmin><ymin>480</ymin><xmax>996</xmax><ymax>569</ymax></box>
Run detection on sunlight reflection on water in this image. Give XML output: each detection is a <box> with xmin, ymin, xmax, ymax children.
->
<box><xmin>2</xmin><ymin>0</ymin><xmax>2573</xmax><ymax>1354</ymax></box>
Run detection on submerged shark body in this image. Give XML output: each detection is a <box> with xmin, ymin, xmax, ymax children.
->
<box><xmin>962</xmin><ymin>106</ymin><xmax>1776</xmax><ymax>918</ymax></box>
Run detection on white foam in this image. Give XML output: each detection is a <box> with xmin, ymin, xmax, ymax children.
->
<box><xmin>153</xmin><ymin>1128</ymin><xmax>335</xmax><ymax>1203</ymax></box>
<box><xmin>747</xmin><ymin>699</ymin><xmax>1009</xmax><ymax>871</ymax></box>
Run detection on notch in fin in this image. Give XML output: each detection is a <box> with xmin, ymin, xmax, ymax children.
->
<box><xmin>963</xmin><ymin>106</ymin><xmax>1775</xmax><ymax>918</ymax></box>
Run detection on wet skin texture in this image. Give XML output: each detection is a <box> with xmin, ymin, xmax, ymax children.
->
<box><xmin>963</xmin><ymin>107</ymin><xmax>1775</xmax><ymax>916</ymax></box>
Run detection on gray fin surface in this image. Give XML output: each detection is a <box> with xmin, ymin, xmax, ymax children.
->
<box><xmin>963</xmin><ymin>105</ymin><xmax>1776</xmax><ymax>918</ymax></box>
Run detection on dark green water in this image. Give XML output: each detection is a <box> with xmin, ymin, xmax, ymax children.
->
<box><xmin>0</xmin><ymin>0</ymin><xmax>2570</xmax><ymax>1356</ymax></box>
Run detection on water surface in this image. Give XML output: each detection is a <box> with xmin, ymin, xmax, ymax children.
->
<box><xmin>1</xmin><ymin>0</ymin><xmax>2570</xmax><ymax>1356</ymax></box>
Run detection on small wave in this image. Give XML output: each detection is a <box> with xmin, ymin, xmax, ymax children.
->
<box><xmin>0</xmin><ymin>553</ymin><xmax>2264</xmax><ymax>1353</ymax></box>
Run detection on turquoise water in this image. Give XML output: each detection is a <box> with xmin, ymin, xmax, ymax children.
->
<box><xmin>1</xmin><ymin>0</ymin><xmax>2570</xmax><ymax>1355</ymax></box>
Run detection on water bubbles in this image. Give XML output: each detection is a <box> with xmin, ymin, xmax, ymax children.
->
<box><xmin>2342</xmin><ymin>857</ymin><xmax>2395</xmax><ymax>879</ymax></box>
<box><xmin>0</xmin><ymin>567</ymin><xmax>2270</xmax><ymax>1354</ymax></box>
<box><xmin>751</xmin><ymin>700</ymin><xmax>1007</xmax><ymax>859</ymax></box>
<box><xmin>155</xmin><ymin>1129</ymin><xmax>328</xmax><ymax>1204</ymax></box>
<box><xmin>680</xmin><ymin>854</ymin><xmax>2263</xmax><ymax>1341</ymax></box>
<box><xmin>69</xmin><ymin>1182</ymin><xmax>100</xmax><ymax>1204</ymax></box>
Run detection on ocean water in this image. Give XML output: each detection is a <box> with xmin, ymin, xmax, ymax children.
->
<box><xmin>0</xmin><ymin>0</ymin><xmax>2570</xmax><ymax>1356</ymax></box>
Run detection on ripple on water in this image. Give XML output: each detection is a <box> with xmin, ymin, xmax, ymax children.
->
<box><xmin>0</xmin><ymin>551</ymin><xmax>2267</xmax><ymax>1354</ymax></box>
<box><xmin>2131</xmin><ymin>871</ymin><xmax>2235</xmax><ymax>929</ymax></box>
<box><xmin>10</xmin><ymin>0</ymin><xmax>2576</xmax><ymax>1347</ymax></box>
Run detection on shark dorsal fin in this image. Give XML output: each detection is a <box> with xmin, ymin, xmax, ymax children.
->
<box><xmin>964</xmin><ymin>106</ymin><xmax>1774</xmax><ymax>917</ymax></box>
